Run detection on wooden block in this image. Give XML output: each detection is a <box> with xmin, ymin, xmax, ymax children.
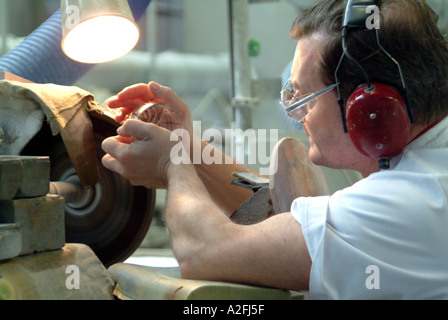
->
<box><xmin>0</xmin><ymin>195</ymin><xmax>65</xmax><ymax>256</ymax></box>
<box><xmin>108</xmin><ymin>263</ymin><xmax>302</xmax><ymax>300</ymax></box>
<box><xmin>0</xmin><ymin>156</ymin><xmax>50</xmax><ymax>200</ymax></box>
<box><xmin>0</xmin><ymin>244</ymin><xmax>115</xmax><ymax>300</ymax></box>
<box><xmin>0</xmin><ymin>224</ymin><xmax>21</xmax><ymax>261</ymax></box>
<box><xmin>0</xmin><ymin>157</ymin><xmax>21</xmax><ymax>201</ymax></box>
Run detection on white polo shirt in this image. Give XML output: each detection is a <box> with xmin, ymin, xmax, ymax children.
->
<box><xmin>292</xmin><ymin>116</ymin><xmax>448</xmax><ymax>299</ymax></box>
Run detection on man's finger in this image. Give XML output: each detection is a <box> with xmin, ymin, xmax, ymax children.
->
<box><xmin>101</xmin><ymin>136</ymin><xmax>132</xmax><ymax>162</ymax></box>
<box><xmin>117</xmin><ymin>83</ymin><xmax>153</xmax><ymax>101</ymax></box>
<box><xmin>108</xmin><ymin>97</ymin><xmax>147</xmax><ymax>110</ymax></box>
<box><xmin>114</xmin><ymin>108</ymin><xmax>131</xmax><ymax>124</ymax></box>
<box><xmin>148</xmin><ymin>82</ymin><xmax>189</xmax><ymax>112</ymax></box>
<box><xmin>118</xmin><ymin>119</ymin><xmax>164</xmax><ymax>141</ymax></box>
<box><xmin>101</xmin><ymin>153</ymin><xmax>126</xmax><ymax>176</ymax></box>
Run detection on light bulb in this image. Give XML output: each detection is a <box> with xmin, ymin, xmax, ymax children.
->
<box><xmin>62</xmin><ymin>15</ymin><xmax>139</xmax><ymax>64</ymax></box>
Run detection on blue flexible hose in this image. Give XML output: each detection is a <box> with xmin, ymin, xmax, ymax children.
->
<box><xmin>0</xmin><ymin>0</ymin><xmax>151</xmax><ymax>85</ymax></box>
<box><xmin>279</xmin><ymin>59</ymin><xmax>303</xmax><ymax>131</ymax></box>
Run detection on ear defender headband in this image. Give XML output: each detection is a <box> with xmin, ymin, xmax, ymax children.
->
<box><xmin>334</xmin><ymin>0</ymin><xmax>414</xmax><ymax>169</ymax></box>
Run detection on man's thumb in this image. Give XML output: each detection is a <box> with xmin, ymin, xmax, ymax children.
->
<box><xmin>118</xmin><ymin>119</ymin><xmax>151</xmax><ymax>141</ymax></box>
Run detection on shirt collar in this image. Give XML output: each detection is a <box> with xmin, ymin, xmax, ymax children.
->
<box><xmin>389</xmin><ymin>115</ymin><xmax>448</xmax><ymax>169</ymax></box>
<box><xmin>407</xmin><ymin>116</ymin><xmax>448</xmax><ymax>150</ymax></box>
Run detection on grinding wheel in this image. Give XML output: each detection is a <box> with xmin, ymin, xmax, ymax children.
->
<box><xmin>22</xmin><ymin>112</ymin><xmax>156</xmax><ymax>267</ymax></box>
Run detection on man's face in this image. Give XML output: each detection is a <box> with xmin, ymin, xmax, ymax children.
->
<box><xmin>290</xmin><ymin>34</ymin><xmax>377</xmax><ymax>175</ymax></box>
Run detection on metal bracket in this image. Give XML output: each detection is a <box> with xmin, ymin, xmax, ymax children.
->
<box><xmin>231</xmin><ymin>96</ymin><xmax>260</xmax><ymax>109</ymax></box>
<box><xmin>230</xmin><ymin>171</ymin><xmax>273</xmax><ymax>225</ymax></box>
<box><xmin>231</xmin><ymin>171</ymin><xmax>269</xmax><ymax>192</ymax></box>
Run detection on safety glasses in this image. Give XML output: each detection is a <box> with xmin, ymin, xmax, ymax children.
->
<box><xmin>280</xmin><ymin>80</ymin><xmax>339</xmax><ymax>123</ymax></box>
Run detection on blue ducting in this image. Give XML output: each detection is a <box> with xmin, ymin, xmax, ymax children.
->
<box><xmin>0</xmin><ymin>0</ymin><xmax>151</xmax><ymax>85</ymax></box>
<box><xmin>279</xmin><ymin>60</ymin><xmax>303</xmax><ymax>131</ymax></box>
<box><xmin>128</xmin><ymin>0</ymin><xmax>152</xmax><ymax>21</ymax></box>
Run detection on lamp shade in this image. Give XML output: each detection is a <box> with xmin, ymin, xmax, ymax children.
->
<box><xmin>61</xmin><ymin>0</ymin><xmax>140</xmax><ymax>64</ymax></box>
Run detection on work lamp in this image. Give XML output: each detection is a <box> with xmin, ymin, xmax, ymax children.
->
<box><xmin>61</xmin><ymin>0</ymin><xmax>140</xmax><ymax>64</ymax></box>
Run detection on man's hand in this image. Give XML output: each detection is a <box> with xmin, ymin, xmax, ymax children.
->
<box><xmin>101</xmin><ymin>119</ymin><xmax>180</xmax><ymax>189</ymax></box>
<box><xmin>107</xmin><ymin>81</ymin><xmax>193</xmax><ymax>137</ymax></box>
<box><xmin>102</xmin><ymin>81</ymin><xmax>253</xmax><ymax>213</ymax></box>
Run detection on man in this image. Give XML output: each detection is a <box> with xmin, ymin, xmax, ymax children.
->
<box><xmin>102</xmin><ymin>0</ymin><xmax>448</xmax><ymax>299</ymax></box>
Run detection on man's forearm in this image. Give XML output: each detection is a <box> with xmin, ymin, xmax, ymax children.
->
<box><xmin>164</xmin><ymin>161</ymin><xmax>236</xmax><ymax>279</ymax></box>
<box><xmin>191</xmin><ymin>139</ymin><xmax>255</xmax><ymax>215</ymax></box>
<box><xmin>164</xmin><ymin>161</ymin><xmax>311</xmax><ymax>289</ymax></box>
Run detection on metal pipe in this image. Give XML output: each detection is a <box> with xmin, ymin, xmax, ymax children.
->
<box><xmin>0</xmin><ymin>0</ymin><xmax>8</xmax><ymax>56</ymax></box>
<box><xmin>228</xmin><ymin>0</ymin><xmax>253</xmax><ymax>130</ymax></box>
<box><xmin>49</xmin><ymin>181</ymin><xmax>92</xmax><ymax>207</ymax></box>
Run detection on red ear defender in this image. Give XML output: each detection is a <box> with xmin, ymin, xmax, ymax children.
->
<box><xmin>346</xmin><ymin>83</ymin><xmax>410</xmax><ymax>168</ymax></box>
